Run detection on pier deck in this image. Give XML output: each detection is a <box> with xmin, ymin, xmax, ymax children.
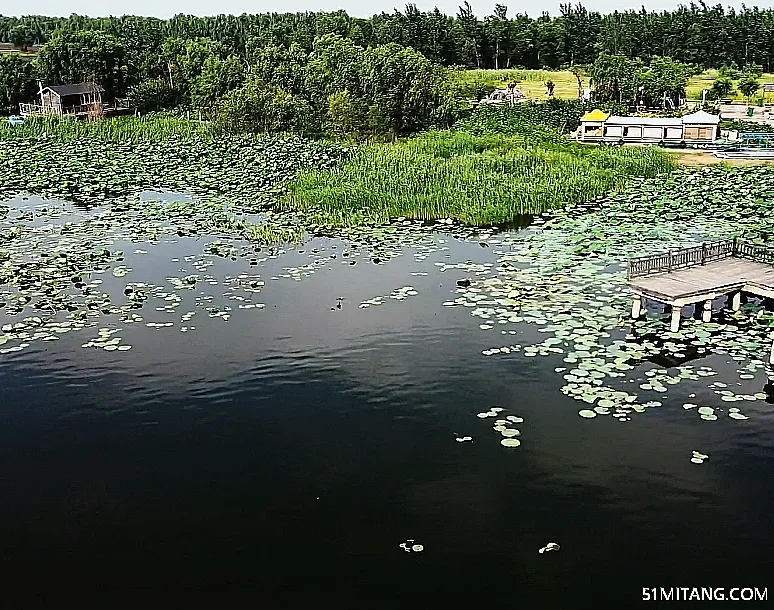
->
<box><xmin>627</xmin><ymin>239</ymin><xmax>774</xmax><ymax>362</ymax></box>
<box><xmin>629</xmin><ymin>258</ymin><xmax>774</xmax><ymax>303</ymax></box>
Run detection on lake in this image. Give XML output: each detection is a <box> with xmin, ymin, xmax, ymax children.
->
<box><xmin>0</xmin><ymin>194</ymin><xmax>772</xmax><ymax>602</ymax></box>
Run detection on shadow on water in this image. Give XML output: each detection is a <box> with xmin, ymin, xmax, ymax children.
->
<box><xmin>492</xmin><ymin>213</ymin><xmax>535</xmax><ymax>232</ymax></box>
<box><xmin>647</xmin><ymin>345</ymin><xmax>709</xmax><ymax>368</ymax></box>
<box><xmin>763</xmin><ymin>380</ymin><xmax>774</xmax><ymax>404</ymax></box>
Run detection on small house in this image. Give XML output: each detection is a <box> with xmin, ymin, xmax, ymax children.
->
<box><xmin>578</xmin><ymin>109</ymin><xmax>609</xmax><ymax>139</ymax></box>
<box><xmin>20</xmin><ymin>82</ymin><xmax>105</xmax><ymax>118</ymax></box>
<box><xmin>681</xmin><ymin>110</ymin><xmax>720</xmax><ymax>141</ymax></box>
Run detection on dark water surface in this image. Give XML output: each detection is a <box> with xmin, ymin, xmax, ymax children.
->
<box><xmin>1</xmin><ymin>198</ymin><xmax>772</xmax><ymax>603</ymax></box>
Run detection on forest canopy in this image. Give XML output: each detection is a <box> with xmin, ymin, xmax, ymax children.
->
<box><xmin>0</xmin><ymin>3</ymin><xmax>767</xmax><ymax>134</ymax></box>
<box><xmin>4</xmin><ymin>3</ymin><xmax>774</xmax><ymax>71</ymax></box>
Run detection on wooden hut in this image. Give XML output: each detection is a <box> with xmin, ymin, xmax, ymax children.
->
<box><xmin>681</xmin><ymin>110</ymin><xmax>720</xmax><ymax>142</ymax></box>
<box><xmin>20</xmin><ymin>82</ymin><xmax>105</xmax><ymax>118</ymax></box>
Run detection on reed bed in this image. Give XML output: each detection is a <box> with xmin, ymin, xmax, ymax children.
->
<box><xmin>4</xmin><ymin>115</ymin><xmax>214</xmax><ymax>143</ymax></box>
<box><xmin>283</xmin><ymin>125</ymin><xmax>677</xmax><ymax>227</ymax></box>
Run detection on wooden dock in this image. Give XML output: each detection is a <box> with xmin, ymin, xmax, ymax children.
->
<box><xmin>627</xmin><ymin>239</ymin><xmax>774</xmax><ymax>362</ymax></box>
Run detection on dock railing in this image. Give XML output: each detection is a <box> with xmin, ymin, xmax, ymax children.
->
<box><xmin>627</xmin><ymin>238</ymin><xmax>774</xmax><ymax>279</ymax></box>
<box><xmin>734</xmin><ymin>240</ymin><xmax>774</xmax><ymax>265</ymax></box>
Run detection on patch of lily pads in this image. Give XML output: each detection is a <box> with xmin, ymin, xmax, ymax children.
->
<box><xmin>3</xmin><ymin>131</ymin><xmax>774</xmax><ymax>440</ymax></box>
<box><xmin>691</xmin><ymin>451</ymin><xmax>709</xmax><ymax>464</ymax></box>
<box><xmin>359</xmin><ymin>286</ymin><xmax>419</xmax><ymax>309</ymax></box>
<box><xmin>477</xmin><ymin>407</ymin><xmax>525</xmax><ymax>448</ymax></box>
<box><xmin>451</xmin><ymin>166</ymin><xmax>774</xmax><ymax>422</ymax></box>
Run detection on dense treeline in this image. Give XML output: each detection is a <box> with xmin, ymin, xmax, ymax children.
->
<box><xmin>4</xmin><ymin>2</ymin><xmax>774</xmax><ymax>71</ymax></box>
<box><xmin>0</xmin><ymin>28</ymin><xmax>470</xmax><ymax>138</ymax></box>
<box><xmin>0</xmin><ymin>2</ymin><xmax>761</xmax><ymax>136</ymax></box>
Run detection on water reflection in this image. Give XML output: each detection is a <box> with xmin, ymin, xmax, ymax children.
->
<box><xmin>0</xmin><ymin>199</ymin><xmax>773</xmax><ymax>597</ymax></box>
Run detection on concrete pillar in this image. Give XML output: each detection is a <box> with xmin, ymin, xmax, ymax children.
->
<box><xmin>670</xmin><ymin>305</ymin><xmax>683</xmax><ymax>332</ymax></box>
<box><xmin>631</xmin><ymin>296</ymin><xmax>643</xmax><ymax>319</ymax></box>
<box><xmin>702</xmin><ymin>299</ymin><xmax>713</xmax><ymax>323</ymax></box>
<box><xmin>731</xmin><ymin>291</ymin><xmax>742</xmax><ymax>312</ymax></box>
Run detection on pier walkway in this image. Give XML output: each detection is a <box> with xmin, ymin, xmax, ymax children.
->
<box><xmin>627</xmin><ymin>239</ymin><xmax>774</xmax><ymax>362</ymax></box>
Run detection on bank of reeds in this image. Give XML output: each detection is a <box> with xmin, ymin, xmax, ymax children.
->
<box><xmin>283</xmin><ymin>125</ymin><xmax>677</xmax><ymax>227</ymax></box>
<box><xmin>2</xmin><ymin>115</ymin><xmax>213</xmax><ymax>142</ymax></box>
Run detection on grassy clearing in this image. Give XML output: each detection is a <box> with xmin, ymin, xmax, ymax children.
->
<box><xmin>685</xmin><ymin>69</ymin><xmax>774</xmax><ymax>102</ymax></box>
<box><xmin>459</xmin><ymin>68</ymin><xmax>774</xmax><ymax>103</ymax></box>
<box><xmin>457</xmin><ymin>69</ymin><xmax>582</xmax><ymax>100</ymax></box>
<box><xmin>283</xmin><ymin>111</ymin><xmax>676</xmax><ymax>227</ymax></box>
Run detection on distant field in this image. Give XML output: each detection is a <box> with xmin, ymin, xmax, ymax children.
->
<box><xmin>0</xmin><ymin>42</ymin><xmax>38</xmax><ymax>60</ymax></box>
<box><xmin>685</xmin><ymin>69</ymin><xmax>774</xmax><ymax>102</ymax></box>
<box><xmin>459</xmin><ymin>68</ymin><xmax>774</xmax><ymax>103</ymax></box>
<box><xmin>459</xmin><ymin>69</ymin><xmax>582</xmax><ymax>100</ymax></box>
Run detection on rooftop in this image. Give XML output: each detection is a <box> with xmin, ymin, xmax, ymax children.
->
<box><xmin>580</xmin><ymin>109</ymin><xmax>610</xmax><ymax>122</ymax></box>
<box><xmin>44</xmin><ymin>82</ymin><xmax>105</xmax><ymax>97</ymax></box>
<box><xmin>682</xmin><ymin>110</ymin><xmax>720</xmax><ymax>124</ymax></box>
<box><xmin>605</xmin><ymin>116</ymin><xmax>684</xmax><ymax>126</ymax></box>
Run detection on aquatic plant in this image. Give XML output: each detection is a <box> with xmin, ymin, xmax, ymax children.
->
<box><xmin>446</xmin><ymin>164</ymin><xmax>774</xmax><ymax>424</ymax></box>
<box><xmin>283</xmin><ymin>126</ymin><xmax>676</xmax><ymax>227</ymax></box>
<box><xmin>0</xmin><ymin>125</ymin><xmax>349</xmax><ymax>205</ymax></box>
<box><xmin>5</xmin><ymin>115</ymin><xmax>215</xmax><ymax>142</ymax></box>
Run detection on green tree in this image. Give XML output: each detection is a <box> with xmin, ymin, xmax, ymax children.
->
<box><xmin>455</xmin><ymin>1</ymin><xmax>482</xmax><ymax>67</ymax></box>
<box><xmin>304</xmin><ymin>34</ymin><xmax>363</xmax><ymax>101</ymax></box>
<box><xmin>484</xmin><ymin>4</ymin><xmax>509</xmax><ymax>70</ymax></box>
<box><xmin>246</xmin><ymin>41</ymin><xmax>308</xmax><ymax>93</ymax></box>
<box><xmin>738</xmin><ymin>73</ymin><xmax>761</xmax><ymax>102</ymax></box>
<box><xmin>639</xmin><ymin>56</ymin><xmax>692</xmax><ymax>108</ymax></box>
<box><xmin>708</xmin><ymin>75</ymin><xmax>735</xmax><ymax>100</ymax></box>
<box><xmin>0</xmin><ymin>54</ymin><xmax>36</xmax><ymax>114</ymax></box>
<box><xmin>191</xmin><ymin>54</ymin><xmax>246</xmax><ymax>110</ymax></box>
<box><xmin>126</xmin><ymin>77</ymin><xmax>180</xmax><ymax>113</ymax></box>
<box><xmin>34</xmin><ymin>30</ymin><xmax>128</xmax><ymax>98</ymax></box>
<box><xmin>741</xmin><ymin>62</ymin><xmax>763</xmax><ymax>78</ymax></box>
<box><xmin>214</xmin><ymin>76</ymin><xmax>314</xmax><ymax>134</ymax></box>
<box><xmin>587</xmin><ymin>53</ymin><xmax>643</xmax><ymax>103</ymax></box>
<box><xmin>570</xmin><ymin>64</ymin><xmax>584</xmax><ymax>98</ymax></box>
<box><xmin>9</xmin><ymin>24</ymin><xmax>33</xmax><ymax>51</ymax></box>
<box><xmin>362</xmin><ymin>43</ymin><xmax>450</xmax><ymax>136</ymax></box>
<box><xmin>161</xmin><ymin>37</ymin><xmax>228</xmax><ymax>103</ymax></box>
<box><xmin>326</xmin><ymin>89</ymin><xmax>367</xmax><ymax>136</ymax></box>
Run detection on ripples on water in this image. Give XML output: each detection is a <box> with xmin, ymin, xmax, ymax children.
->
<box><xmin>0</xmin><ymin>196</ymin><xmax>772</xmax><ymax>600</ymax></box>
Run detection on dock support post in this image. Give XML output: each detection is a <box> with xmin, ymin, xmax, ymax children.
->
<box><xmin>731</xmin><ymin>291</ymin><xmax>742</xmax><ymax>312</ymax></box>
<box><xmin>670</xmin><ymin>305</ymin><xmax>683</xmax><ymax>332</ymax></box>
<box><xmin>631</xmin><ymin>295</ymin><xmax>644</xmax><ymax>319</ymax></box>
<box><xmin>702</xmin><ymin>299</ymin><xmax>713</xmax><ymax>322</ymax></box>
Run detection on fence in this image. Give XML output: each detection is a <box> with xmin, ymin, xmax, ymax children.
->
<box><xmin>741</xmin><ymin>133</ymin><xmax>774</xmax><ymax>148</ymax></box>
<box><xmin>735</xmin><ymin>240</ymin><xmax>774</xmax><ymax>265</ymax></box>
<box><xmin>19</xmin><ymin>102</ymin><xmax>106</xmax><ymax>117</ymax></box>
<box><xmin>627</xmin><ymin>238</ymin><xmax>774</xmax><ymax>279</ymax></box>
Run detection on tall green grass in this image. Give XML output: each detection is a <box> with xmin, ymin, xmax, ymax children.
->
<box><xmin>283</xmin><ymin>110</ymin><xmax>677</xmax><ymax>227</ymax></box>
<box><xmin>457</xmin><ymin>69</ymin><xmax>562</xmax><ymax>85</ymax></box>
<box><xmin>1</xmin><ymin>115</ymin><xmax>213</xmax><ymax>142</ymax></box>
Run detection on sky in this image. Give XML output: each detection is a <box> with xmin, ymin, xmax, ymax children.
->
<box><xmin>4</xmin><ymin>1</ymin><xmax>773</xmax><ymax>19</ymax></box>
